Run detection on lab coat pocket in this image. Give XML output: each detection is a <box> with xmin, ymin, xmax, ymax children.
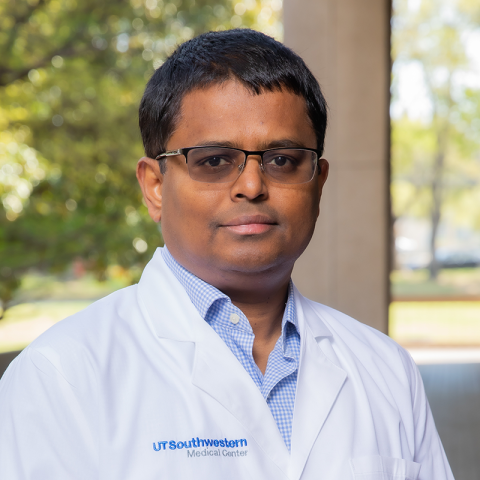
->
<box><xmin>350</xmin><ymin>455</ymin><xmax>421</xmax><ymax>480</ymax></box>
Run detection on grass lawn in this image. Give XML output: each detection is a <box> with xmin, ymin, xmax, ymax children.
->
<box><xmin>389</xmin><ymin>301</ymin><xmax>480</xmax><ymax>346</ymax></box>
<box><xmin>0</xmin><ymin>301</ymin><xmax>93</xmax><ymax>353</ymax></box>
<box><xmin>0</xmin><ymin>271</ymin><xmax>131</xmax><ymax>353</ymax></box>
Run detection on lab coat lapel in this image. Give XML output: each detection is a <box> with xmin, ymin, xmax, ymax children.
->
<box><xmin>192</xmin><ymin>335</ymin><xmax>290</xmax><ymax>475</ymax></box>
<box><xmin>138</xmin><ymin>249</ymin><xmax>290</xmax><ymax>476</ymax></box>
<box><xmin>289</xmin><ymin>288</ymin><xmax>347</xmax><ymax>480</ymax></box>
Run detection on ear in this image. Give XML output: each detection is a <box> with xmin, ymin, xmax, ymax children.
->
<box><xmin>136</xmin><ymin>157</ymin><xmax>164</xmax><ymax>223</ymax></box>
<box><xmin>316</xmin><ymin>158</ymin><xmax>329</xmax><ymax>217</ymax></box>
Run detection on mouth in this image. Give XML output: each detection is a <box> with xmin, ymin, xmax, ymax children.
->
<box><xmin>221</xmin><ymin>214</ymin><xmax>277</xmax><ymax>235</ymax></box>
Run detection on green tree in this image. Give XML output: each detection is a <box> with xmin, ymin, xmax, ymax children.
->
<box><xmin>392</xmin><ymin>0</ymin><xmax>480</xmax><ymax>278</ymax></box>
<box><xmin>0</xmin><ymin>0</ymin><xmax>283</xmax><ymax>311</ymax></box>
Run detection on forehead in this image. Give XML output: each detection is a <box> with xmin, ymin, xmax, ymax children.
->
<box><xmin>167</xmin><ymin>80</ymin><xmax>316</xmax><ymax>150</ymax></box>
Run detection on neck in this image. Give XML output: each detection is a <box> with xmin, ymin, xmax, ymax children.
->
<box><xmin>224</xmin><ymin>277</ymin><xmax>290</xmax><ymax>330</ymax></box>
<box><xmin>165</xmin><ymin>246</ymin><xmax>294</xmax><ymax>373</ymax></box>
<box><xmin>227</xmin><ymin>280</ymin><xmax>289</xmax><ymax>374</ymax></box>
<box><xmin>203</xmin><ymin>269</ymin><xmax>292</xmax><ymax>375</ymax></box>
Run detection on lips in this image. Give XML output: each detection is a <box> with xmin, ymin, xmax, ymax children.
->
<box><xmin>221</xmin><ymin>214</ymin><xmax>277</xmax><ymax>235</ymax></box>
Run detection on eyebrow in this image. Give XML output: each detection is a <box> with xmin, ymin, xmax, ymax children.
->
<box><xmin>194</xmin><ymin>139</ymin><xmax>309</xmax><ymax>149</ymax></box>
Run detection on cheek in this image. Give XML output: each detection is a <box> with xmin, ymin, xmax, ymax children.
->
<box><xmin>161</xmin><ymin>180</ymin><xmax>220</xmax><ymax>243</ymax></box>
<box><xmin>292</xmin><ymin>195</ymin><xmax>320</xmax><ymax>252</ymax></box>
<box><xmin>161</xmin><ymin>180</ymin><xmax>192</xmax><ymax>243</ymax></box>
<box><xmin>277</xmin><ymin>188</ymin><xmax>320</xmax><ymax>231</ymax></box>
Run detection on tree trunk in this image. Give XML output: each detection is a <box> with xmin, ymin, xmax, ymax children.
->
<box><xmin>428</xmin><ymin>126</ymin><xmax>448</xmax><ymax>280</ymax></box>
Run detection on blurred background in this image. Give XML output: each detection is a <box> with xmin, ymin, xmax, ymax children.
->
<box><xmin>390</xmin><ymin>0</ymin><xmax>480</xmax><ymax>348</ymax></box>
<box><xmin>0</xmin><ymin>0</ymin><xmax>283</xmax><ymax>351</ymax></box>
<box><xmin>0</xmin><ymin>0</ymin><xmax>479</xmax><ymax>477</ymax></box>
<box><xmin>2</xmin><ymin>0</ymin><xmax>479</xmax><ymax>355</ymax></box>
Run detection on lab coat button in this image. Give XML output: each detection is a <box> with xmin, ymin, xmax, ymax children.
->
<box><xmin>230</xmin><ymin>313</ymin><xmax>240</xmax><ymax>324</ymax></box>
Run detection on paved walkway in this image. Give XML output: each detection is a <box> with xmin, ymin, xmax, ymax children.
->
<box><xmin>419</xmin><ymin>362</ymin><xmax>480</xmax><ymax>480</ymax></box>
<box><xmin>409</xmin><ymin>347</ymin><xmax>480</xmax><ymax>365</ymax></box>
<box><xmin>0</xmin><ymin>350</ymin><xmax>19</xmax><ymax>378</ymax></box>
<box><xmin>0</xmin><ymin>350</ymin><xmax>478</xmax><ymax>478</ymax></box>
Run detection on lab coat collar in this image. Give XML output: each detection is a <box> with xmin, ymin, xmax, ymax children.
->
<box><xmin>293</xmin><ymin>283</ymin><xmax>333</xmax><ymax>339</ymax></box>
<box><xmin>289</xmin><ymin>285</ymin><xmax>347</xmax><ymax>480</ymax></box>
<box><xmin>137</xmin><ymin>248</ymin><xmax>203</xmax><ymax>342</ymax></box>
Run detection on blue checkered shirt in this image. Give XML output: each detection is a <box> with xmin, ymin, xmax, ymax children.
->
<box><xmin>162</xmin><ymin>246</ymin><xmax>300</xmax><ymax>451</ymax></box>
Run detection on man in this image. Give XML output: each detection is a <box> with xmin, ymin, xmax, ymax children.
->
<box><xmin>0</xmin><ymin>29</ymin><xmax>453</xmax><ymax>479</ymax></box>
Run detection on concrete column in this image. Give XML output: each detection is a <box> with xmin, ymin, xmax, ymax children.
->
<box><xmin>284</xmin><ymin>0</ymin><xmax>391</xmax><ymax>333</ymax></box>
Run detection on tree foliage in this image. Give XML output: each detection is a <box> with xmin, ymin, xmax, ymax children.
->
<box><xmin>0</xmin><ymin>0</ymin><xmax>283</xmax><ymax>308</ymax></box>
<box><xmin>391</xmin><ymin>0</ymin><xmax>480</xmax><ymax>277</ymax></box>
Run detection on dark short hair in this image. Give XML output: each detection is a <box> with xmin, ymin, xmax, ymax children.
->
<box><xmin>139</xmin><ymin>29</ymin><xmax>327</xmax><ymax>167</ymax></box>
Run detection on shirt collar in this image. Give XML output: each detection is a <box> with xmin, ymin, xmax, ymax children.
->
<box><xmin>161</xmin><ymin>245</ymin><xmax>226</xmax><ymax>319</ymax></box>
<box><xmin>161</xmin><ymin>245</ymin><xmax>299</xmax><ymax>336</ymax></box>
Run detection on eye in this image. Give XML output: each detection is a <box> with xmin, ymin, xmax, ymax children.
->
<box><xmin>203</xmin><ymin>156</ymin><xmax>231</xmax><ymax>167</ymax></box>
<box><xmin>266</xmin><ymin>155</ymin><xmax>294</xmax><ymax>167</ymax></box>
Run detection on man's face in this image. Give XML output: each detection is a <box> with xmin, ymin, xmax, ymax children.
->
<box><xmin>138</xmin><ymin>80</ymin><xmax>328</xmax><ymax>288</ymax></box>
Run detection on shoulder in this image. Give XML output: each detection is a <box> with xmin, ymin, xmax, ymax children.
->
<box><xmin>32</xmin><ymin>284</ymin><xmax>140</xmax><ymax>347</ymax></box>
<box><xmin>314</xmin><ymin>300</ymin><xmax>394</xmax><ymax>341</ymax></box>
<box><xmin>6</xmin><ymin>285</ymin><xmax>145</xmax><ymax>387</ymax></box>
<box><xmin>300</xmin><ymin>295</ymin><xmax>395</xmax><ymax>346</ymax></box>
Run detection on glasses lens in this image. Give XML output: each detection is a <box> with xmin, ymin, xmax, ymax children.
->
<box><xmin>263</xmin><ymin>149</ymin><xmax>317</xmax><ymax>184</ymax></box>
<box><xmin>187</xmin><ymin>147</ymin><xmax>244</xmax><ymax>183</ymax></box>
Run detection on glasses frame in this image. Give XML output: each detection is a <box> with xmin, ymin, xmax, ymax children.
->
<box><xmin>155</xmin><ymin>145</ymin><xmax>322</xmax><ymax>184</ymax></box>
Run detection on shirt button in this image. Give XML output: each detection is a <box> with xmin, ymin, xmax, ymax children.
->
<box><xmin>230</xmin><ymin>313</ymin><xmax>240</xmax><ymax>325</ymax></box>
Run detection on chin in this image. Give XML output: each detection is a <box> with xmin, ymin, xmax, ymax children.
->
<box><xmin>217</xmin><ymin>249</ymin><xmax>293</xmax><ymax>275</ymax></box>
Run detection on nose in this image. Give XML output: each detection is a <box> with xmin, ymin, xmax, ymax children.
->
<box><xmin>230</xmin><ymin>155</ymin><xmax>268</xmax><ymax>201</ymax></box>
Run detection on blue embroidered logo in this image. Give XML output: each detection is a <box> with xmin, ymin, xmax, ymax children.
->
<box><xmin>153</xmin><ymin>437</ymin><xmax>247</xmax><ymax>451</ymax></box>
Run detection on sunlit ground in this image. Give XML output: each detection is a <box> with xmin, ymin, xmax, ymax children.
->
<box><xmin>1</xmin><ymin>269</ymin><xmax>480</xmax><ymax>354</ymax></box>
<box><xmin>389</xmin><ymin>268</ymin><xmax>480</xmax><ymax>346</ymax></box>
<box><xmin>0</xmin><ymin>272</ymin><xmax>131</xmax><ymax>353</ymax></box>
<box><xmin>0</xmin><ymin>301</ymin><xmax>92</xmax><ymax>353</ymax></box>
<box><xmin>390</xmin><ymin>301</ymin><xmax>480</xmax><ymax>346</ymax></box>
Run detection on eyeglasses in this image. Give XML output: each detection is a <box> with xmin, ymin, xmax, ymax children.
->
<box><xmin>155</xmin><ymin>146</ymin><xmax>321</xmax><ymax>184</ymax></box>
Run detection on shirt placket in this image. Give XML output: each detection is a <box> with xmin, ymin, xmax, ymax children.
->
<box><xmin>208</xmin><ymin>300</ymin><xmax>263</xmax><ymax>389</ymax></box>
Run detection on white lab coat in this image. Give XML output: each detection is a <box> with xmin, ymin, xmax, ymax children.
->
<box><xmin>0</xmin><ymin>248</ymin><xmax>454</xmax><ymax>480</ymax></box>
